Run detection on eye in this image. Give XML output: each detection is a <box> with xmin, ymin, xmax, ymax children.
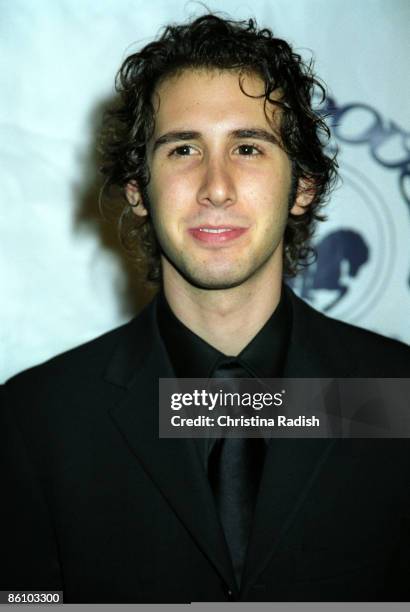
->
<box><xmin>235</xmin><ymin>144</ymin><xmax>263</xmax><ymax>156</ymax></box>
<box><xmin>168</xmin><ymin>144</ymin><xmax>198</xmax><ymax>157</ymax></box>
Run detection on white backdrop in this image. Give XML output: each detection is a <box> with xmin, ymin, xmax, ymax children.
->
<box><xmin>1</xmin><ymin>0</ymin><xmax>409</xmax><ymax>382</ymax></box>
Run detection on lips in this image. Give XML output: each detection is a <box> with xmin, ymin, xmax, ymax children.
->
<box><xmin>188</xmin><ymin>225</ymin><xmax>248</xmax><ymax>244</ymax></box>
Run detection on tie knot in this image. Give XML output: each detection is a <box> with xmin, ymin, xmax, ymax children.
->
<box><xmin>212</xmin><ymin>358</ymin><xmax>249</xmax><ymax>379</ymax></box>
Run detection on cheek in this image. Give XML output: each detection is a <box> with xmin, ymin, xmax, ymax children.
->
<box><xmin>147</xmin><ymin>186</ymin><xmax>187</xmax><ymax>245</ymax></box>
<box><xmin>150</xmin><ymin>172</ymin><xmax>194</xmax><ymax>217</ymax></box>
<box><xmin>242</xmin><ymin>163</ymin><xmax>289</xmax><ymax>199</ymax></box>
<box><xmin>250</xmin><ymin>189</ymin><xmax>290</xmax><ymax>242</ymax></box>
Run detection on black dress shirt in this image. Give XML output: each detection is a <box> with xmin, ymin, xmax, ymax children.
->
<box><xmin>157</xmin><ymin>285</ymin><xmax>292</xmax><ymax>467</ymax></box>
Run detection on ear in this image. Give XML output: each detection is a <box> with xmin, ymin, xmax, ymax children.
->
<box><xmin>125</xmin><ymin>180</ymin><xmax>148</xmax><ymax>217</ymax></box>
<box><xmin>290</xmin><ymin>178</ymin><xmax>315</xmax><ymax>216</ymax></box>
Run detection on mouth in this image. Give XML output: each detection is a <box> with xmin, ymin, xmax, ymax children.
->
<box><xmin>188</xmin><ymin>225</ymin><xmax>249</xmax><ymax>245</ymax></box>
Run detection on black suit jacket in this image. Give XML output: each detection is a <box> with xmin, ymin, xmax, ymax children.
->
<box><xmin>1</xmin><ymin>288</ymin><xmax>410</xmax><ymax>602</ymax></box>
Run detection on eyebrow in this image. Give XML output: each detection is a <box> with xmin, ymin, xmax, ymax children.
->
<box><xmin>151</xmin><ymin>128</ymin><xmax>279</xmax><ymax>153</ymax></box>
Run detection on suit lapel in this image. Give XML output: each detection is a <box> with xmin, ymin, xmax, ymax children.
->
<box><xmin>241</xmin><ymin>437</ymin><xmax>335</xmax><ymax>594</ymax></box>
<box><xmin>241</xmin><ymin>289</ymin><xmax>342</xmax><ymax>594</ymax></box>
<box><xmin>104</xmin><ymin>298</ymin><xmax>238</xmax><ymax>593</ymax></box>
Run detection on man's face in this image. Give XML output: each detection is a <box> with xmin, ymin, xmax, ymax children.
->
<box><xmin>130</xmin><ymin>68</ymin><xmax>304</xmax><ymax>290</ymax></box>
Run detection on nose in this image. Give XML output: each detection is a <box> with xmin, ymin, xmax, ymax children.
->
<box><xmin>196</xmin><ymin>154</ymin><xmax>236</xmax><ymax>208</ymax></box>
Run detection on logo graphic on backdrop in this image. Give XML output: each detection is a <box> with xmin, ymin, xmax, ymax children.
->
<box><xmin>288</xmin><ymin>95</ymin><xmax>410</xmax><ymax>321</ymax></box>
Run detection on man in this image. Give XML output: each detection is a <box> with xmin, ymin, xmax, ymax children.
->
<box><xmin>1</xmin><ymin>14</ymin><xmax>410</xmax><ymax>603</ymax></box>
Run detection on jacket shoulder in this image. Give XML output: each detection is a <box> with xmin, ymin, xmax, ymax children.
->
<box><xmin>6</xmin><ymin>319</ymin><xmax>132</xmax><ymax>390</ymax></box>
<box><xmin>288</xmin><ymin>288</ymin><xmax>410</xmax><ymax>376</ymax></box>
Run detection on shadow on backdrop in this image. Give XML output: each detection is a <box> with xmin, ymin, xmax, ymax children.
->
<box><xmin>73</xmin><ymin>93</ymin><xmax>157</xmax><ymax>319</ymax></box>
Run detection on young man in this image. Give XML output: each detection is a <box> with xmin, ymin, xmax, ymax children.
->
<box><xmin>2</xmin><ymin>14</ymin><xmax>410</xmax><ymax>603</ymax></box>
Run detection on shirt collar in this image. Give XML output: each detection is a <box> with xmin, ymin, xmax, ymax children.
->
<box><xmin>157</xmin><ymin>285</ymin><xmax>292</xmax><ymax>379</ymax></box>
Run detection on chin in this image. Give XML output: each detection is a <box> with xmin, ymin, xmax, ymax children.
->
<box><xmin>178</xmin><ymin>265</ymin><xmax>256</xmax><ymax>291</ymax></box>
<box><xmin>162</xmin><ymin>246</ymin><xmax>279</xmax><ymax>291</ymax></box>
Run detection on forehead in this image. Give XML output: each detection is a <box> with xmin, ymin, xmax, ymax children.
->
<box><xmin>151</xmin><ymin>68</ymin><xmax>278</xmax><ymax>135</ymax></box>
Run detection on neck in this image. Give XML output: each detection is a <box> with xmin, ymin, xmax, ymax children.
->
<box><xmin>162</xmin><ymin>259</ymin><xmax>283</xmax><ymax>356</ymax></box>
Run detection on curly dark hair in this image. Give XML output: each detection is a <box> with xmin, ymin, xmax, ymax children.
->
<box><xmin>99</xmin><ymin>13</ymin><xmax>338</xmax><ymax>283</ymax></box>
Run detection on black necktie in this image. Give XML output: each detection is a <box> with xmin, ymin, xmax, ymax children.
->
<box><xmin>208</xmin><ymin>359</ymin><xmax>266</xmax><ymax>589</ymax></box>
